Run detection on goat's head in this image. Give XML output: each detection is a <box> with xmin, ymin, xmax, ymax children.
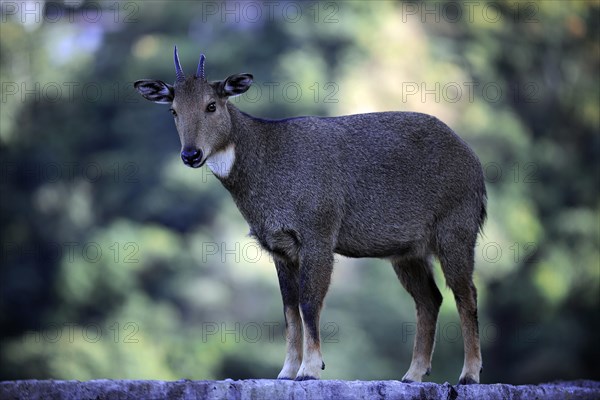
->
<box><xmin>134</xmin><ymin>47</ymin><xmax>252</xmax><ymax>168</ymax></box>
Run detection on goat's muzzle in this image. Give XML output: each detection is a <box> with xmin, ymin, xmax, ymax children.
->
<box><xmin>181</xmin><ymin>148</ymin><xmax>203</xmax><ymax>168</ymax></box>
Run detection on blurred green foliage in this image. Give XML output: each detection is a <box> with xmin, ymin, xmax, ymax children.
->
<box><xmin>1</xmin><ymin>0</ymin><xmax>598</xmax><ymax>384</ymax></box>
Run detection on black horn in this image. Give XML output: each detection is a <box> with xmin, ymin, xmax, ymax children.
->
<box><xmin>196</xmin><ymin>54</ymin><xmax>206</xmax><ymax>80</ymax></box>
<box><xmin>174</xmin><ymin>45</ymin><xmax>185</xmax><ymax>82</ymax></box>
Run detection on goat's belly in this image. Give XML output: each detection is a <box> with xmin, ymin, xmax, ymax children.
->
<box><xmin>334</xmin><ymin>218</ymin><xmax>431</xmax><ymax>259</ymax></box>
<box><xmin>334</xmin><ymin>237</ymin><xmax>428</xmax><ymax>259</ymax></box>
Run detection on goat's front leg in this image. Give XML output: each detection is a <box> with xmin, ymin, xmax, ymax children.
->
<box><xmin>295</xmin><ymin>246</ymin><xmax>334</xmax><ymax>381</ymax></box>
<box><xmin>275</xmin><ymin>259</ymin><xmax>303</xmax><ymax>380</ymax></box>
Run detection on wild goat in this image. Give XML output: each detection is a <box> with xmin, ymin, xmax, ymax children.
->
<box><xmin>134</xmin><ymin>47</ymin><xmax>487</xmax><ymax>384</ymax></box>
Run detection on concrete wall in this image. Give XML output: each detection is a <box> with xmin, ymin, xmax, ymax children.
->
<box><xmin>1</xmin><ymin>379</ymin><xmax>599</xmax><ymax>400</ymax></box>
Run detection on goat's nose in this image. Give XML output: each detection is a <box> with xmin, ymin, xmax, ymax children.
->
<box><xmin>181</xmin><ymin>148</ymin><xmax>203</xmax><ymax>165</ymax></box>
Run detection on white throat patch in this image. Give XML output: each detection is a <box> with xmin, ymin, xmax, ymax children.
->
<box><xmin>206</xmin><ymin>144</ymin><xmax>236</xmax><ymax>178</ymax></box>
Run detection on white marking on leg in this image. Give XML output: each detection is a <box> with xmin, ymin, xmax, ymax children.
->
<box><xmin>296</xmin><ymin>307</ymin><xmax>323</xmax><ymax>379</ymax></box>
<box><xmin>402</xmin><ymin>358</ymin><xmax>429</xmax><ymax>382</ymax></box>
<box><xmin>206</xmin><ymin>144</ymin><xmax>235</xmax><ymax>178</ymax></box>
<box><xmin>277</xmin><ymin>308</ymin><xmax>303</xmax><ymax>379</ymax></box>
<box><xmin>459</xmin><ymin>349</ymin><xmax>482</xmax><ymax>383</ymax></box>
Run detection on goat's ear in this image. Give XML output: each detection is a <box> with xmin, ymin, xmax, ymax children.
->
<box><xmin>134</xmin><ymin>79</ymin><xmax>174</xmax><ymax>104</ymax></box>
<box><xmin>216</xmin><ymin>73</ymin><xmax>253</xmax><ymax>97</ymax></box>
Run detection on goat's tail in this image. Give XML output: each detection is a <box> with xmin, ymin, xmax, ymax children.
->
<box><xmin>477</xmin><ymin>184</ymin><xmax>488</xmax><ymax>236</ymax></box>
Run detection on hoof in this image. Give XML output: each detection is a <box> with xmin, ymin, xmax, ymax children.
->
<box><xmin>458</xmin><ymin>376</ymin><xmax>478</xmax><ymax>385</ymax></box>
<box><xmin>401</xmin><ymin>379</ymin><xmax>414</xmax><ymax>384</ymax></box>
<box><xmin>295</xmin><ymin>375</ymin><xmax>317</xmax><ymax>381</ymax></box>
<box><xmin>277</xmin><ymin>377</ymin><xmax>293</xmax><ymax>381</ymax></box>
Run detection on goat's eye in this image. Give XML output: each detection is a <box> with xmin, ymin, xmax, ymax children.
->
<box><xmin>206</xmin><ymin>102</ymin><xmax>216</xmax><ymax>113</ymax></box>
<box><xmin>169</xmin><ymin>108</ymin><xmax>177</xmax><ymax>117</ymax></box>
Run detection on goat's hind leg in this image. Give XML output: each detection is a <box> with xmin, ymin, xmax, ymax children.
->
<box><xmin>437</xmin><ymin>226</ymin><xmax>482</xmax><ymax>384</ymax></box>
<box><xmin>393</xmin><ymin>257</ymin><xmax>443</xmax><ymax>382</ymax></box>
